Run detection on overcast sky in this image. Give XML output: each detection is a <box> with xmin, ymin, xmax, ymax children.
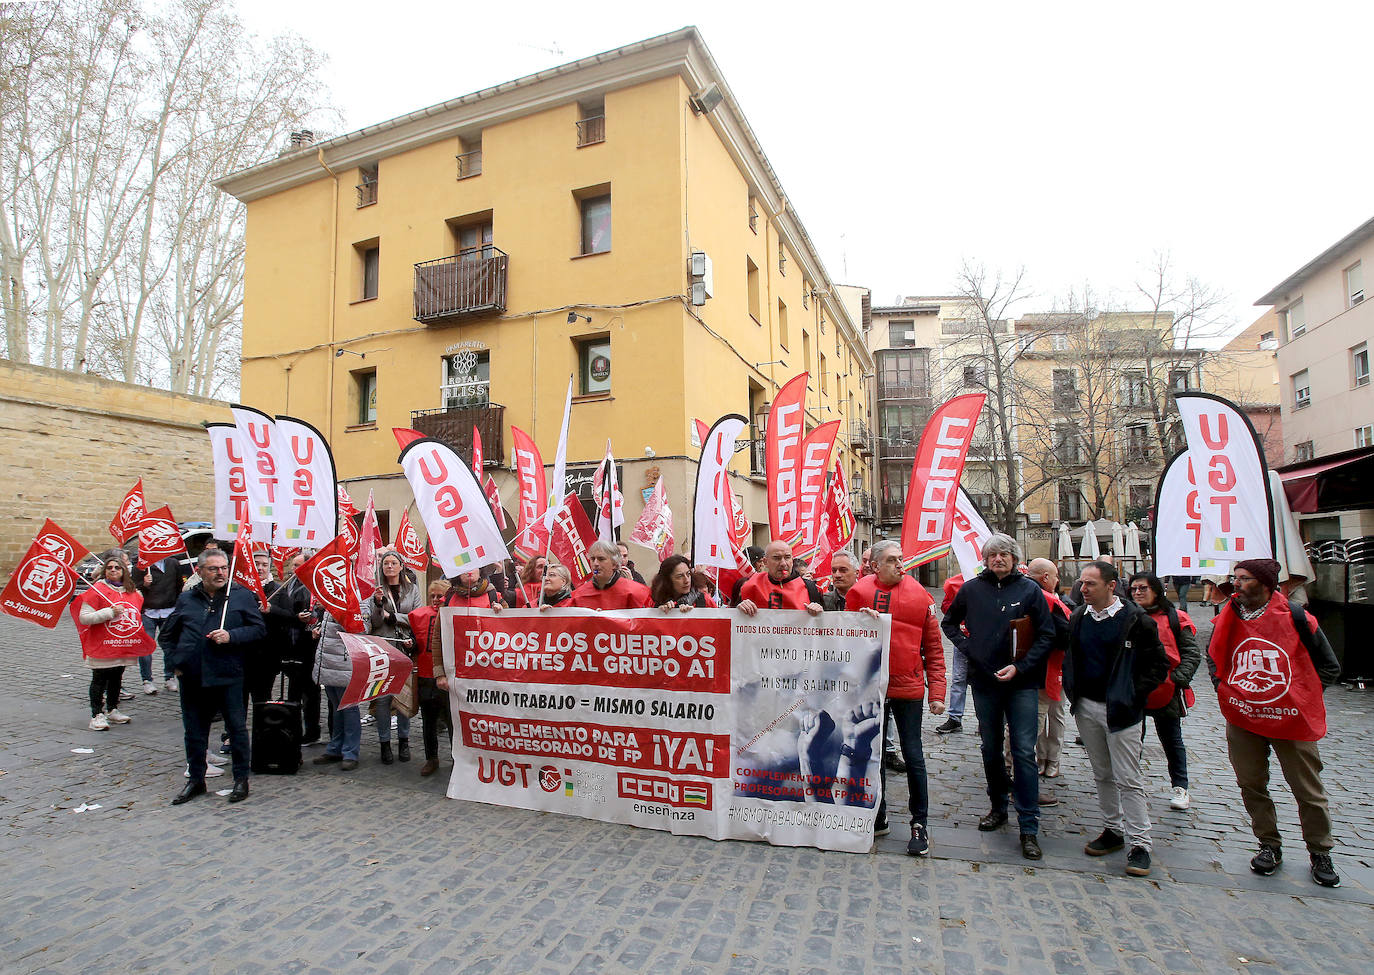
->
<box><xmin>237</xmin><ymin>0</ymin><xmax>1374</xmax><ymax>342</ymax></box>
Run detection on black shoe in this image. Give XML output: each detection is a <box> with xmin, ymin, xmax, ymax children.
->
<box><xmin>228</xmin><ymin>779</ymin><xmax>250</xmax><ymax>803</ymax></box>
<box><xmin>172</xmin><ymin>780</ymin><xmax>206</xmax><ymax>805</ymax></box>
<box><xmin>1020</xmin><ymin>833</ymin><xmax>1042</xmax><ymax>860</ymax></box>
<box><xmin>1250</xmin><ymin>844</ymin><xmax>1282</xmax><ymax>875</ymax></box>
<box><xmin>1310</xmin><ymin>853</ymin><xmax>1340</xmax><ymax>888</ymax></box>
<box><xmin>884</xmin><ymin>751</ymin><xmax>906</xmax><ymax>773</ymax></box>
<box><xmin>380</xmin><ymin>742</ymin><xmax>394</xmax><ymax>765</ymax></box>
<box><xmin>312</xmin><ymin>753</ymin><xmax>342</xmax><ymax>765</ymax></box>
<box><xmin>978</xmin><ymin>809</ymin><xmax>1008</xmax><ymax>831</ymax></box>
<box><xmin>935</xmin><ymin>718</ymin><xmax>962</xmax><ymax>735</ymax></box>
<box><xmin>302</xmin><ymin>730</ymin><xmax>321</xmax><ymax>745</ymax></box>
<box><xmin>1126</xmin><ymin>846</ymin><xmax>1151</xmax><ymax>876</ymax></box>
<box><xmin>873</xmin><ymin>819</ymin><xmax>890</xmax><ymax>837</ymax></box>
<box><xmin>397</xmin><ymin>738</ymin><xmax>411</xmax><ymax>763</ymax></box>
<box><xmin>907</xmin><ymin>824</ymin><xmax>930</xmax><ymax>857</ymax></box>
<box><xmin>1085</xmin><ymin>828</ymin><xmax>1125</xmax><ymax>856</ymax></box>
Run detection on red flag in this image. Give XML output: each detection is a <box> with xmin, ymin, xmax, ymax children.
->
<box><xmin>901</xmin><ymin>393</ymin><xmax>987</xmax><ymax>568</ymax></box>
<box><xmin>356</xmin><ymin>490</ymin><xmax>382</xmax><ymax>600</ymax></box>
<box><xmin>693</xmin><ymin>418</ymin><xmax>711</xmax><ymax>446</ymax></box>
<box><xmin>825</xmin><ymin>465</ymin><xmax>857</xmax><ymax>549</ymax></box>
<box><xmin>547</xmin><ymin>492</ymin><xmax>597</xmax><ymax>587</ymax></box>
<box><xmin>394</xmin><ymin>509</ymin><xmax>429</xmax><ymax>572</ymax></box>
<box><xmin>337</xmin><ymin>485</ymin><xmax>359</xmax><ymax>519</ymax></box>
<box><xmin>295</xmin><ymin>535</ymin><xmax>365</xmax><ymax>632</ymax></box>
<box><xmin>392</xmin><ymin>427</ymin><xmax>425</xmax><ymax>451</ymax></box>
<box><xmin>591</xmin><ymin>440</ymin><xmax>625</xmax><ymax>543</ymax></box>
<box><xmin>231</xmin><ymin>521</ymin><xmax>269</xmax><ymax>611</ymax></box>
<box><xmin>337</xmin><ymin>633</ymin><xmax>414</xmax><ymax>709</ymax></box>
<box><xmin>510</xmin><ymin>426</ymin><xmax>550</xmax><ymax>559</ymax></box>
<box><xmin>793</xmin><ymin>419</ymin><xmax>841</xmax><ymax>558</ymax></box>
<box><xmin>109</xmin><ymin>479</ymin><xmax>147</xmax><ymax>545</ymax></box>
<box><xmin>337</xmin><ymin>507</ymin><xmax>360</xmax><ymax>556</ymax></box>
<box><xmin>2</xmin><ymin>537</ymin><xmax>81</xmax><ymax>628</ymax></box>
<box><xmin>484</xmin><ymin>474</ymin><xmax>507</xmax><ymax>529</ymax></box>
<box><xmin>271</xmin><ymin>546</ymin><xmax>302</xmax><ymax>581</ymax></box>
<box><xmin>629</xmin><ymin>477</ymin><xmax>674</xmax><ymax>560</ymax></box>
<box><xmin>137</xmin><ymin>506</ymin><xmax>187</xmax><ymax>570</ymax></box>
<box><xmin>69</xmin><ymin>585</ymin><xmax>156</xmax><ymax>655</ymax></box>
<box><xmin>32</xmin><ymin>519</ymin><xmax>91</xmax><ymax>568</ymax></box>
<box><xmin>472</xmin><ymin>426</ymin><xmax>485</xmax><ymax>479</ymax></box>
<box><xmin>765</xmin><ymin>373</ymin><xmax>809</xmax><ymax>544</ymax></box>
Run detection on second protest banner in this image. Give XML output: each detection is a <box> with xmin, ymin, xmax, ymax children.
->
<box><xmin>441</xmin><ymin>608</ymin><xmax>889</xmax><ymax>853</ymax></box>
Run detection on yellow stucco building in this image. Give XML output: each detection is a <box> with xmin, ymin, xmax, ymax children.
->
<box><xmin>217</xmin><ymin>28</ymin><xmax>874</xmax><ymax>565</ymax></box>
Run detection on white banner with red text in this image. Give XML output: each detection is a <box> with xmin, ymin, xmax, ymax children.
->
<box><xmin>440</xmin><ymin>608</ymin><xmax>890</xmax><ymax>853</ymax></box>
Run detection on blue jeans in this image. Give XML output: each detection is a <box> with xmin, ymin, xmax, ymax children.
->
<box><xmin>878</xmin><ymin>699</ymin><xmax>928</xmax><ymax>827</ymax></box>
<box><xmin>971</xmin><ymin>681</ymin><xmax>1040</xmax><ymax>834</ymax></box>
<box><xmin>1147</xmin><ymin>712</ymin><xmax>1189</xmax><ymax>789</ymax></box>
<box><xmin>180</xmin><ymin>677</ymin><xmax>250</xmax><ymax>782</ymax></box>
<box><xmin>946</xmin><ymin>648</ymin><xmax>970</xmax><ymax>721</ymax></box>
<box><xmin>373</xmin><ymin>696</ymin><xmax>411</xmax><ymax>743</ymax></box>
<box><xmin>324</xmin><ymin>684</ymin><xmax>361</xmax><ymax>760</ymax></box>
<box><xmin>142</xmin><ymin>614</ymin><xmax>174</xmax><ymax>679</ymax></box>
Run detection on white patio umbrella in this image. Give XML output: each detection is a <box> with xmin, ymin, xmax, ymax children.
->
<box><xmin>1056</xmin><ymin>521</ymin><xmax>1075</xmax><ymax>561</ymax></box>
<box><xmin>1111</xmin><ymin>521</ymin><xmax>1126</xmax><ymax>556</ymax></box>
<box><xmin>1124</xmin><ymin>522</ymin><xmax>1142</xmax><ymax>559</ymax></box>
<box><xmin>1078</xmin><ymin>522</ymin><xmax>1101</xmax><ymax>559</ymax></box>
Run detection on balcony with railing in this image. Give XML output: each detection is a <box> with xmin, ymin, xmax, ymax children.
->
<box><xmin>576</xmin><ymin>115</ymin><xmax>605</xmax><ymax>147</ymax></box>
<box><xmin>455</xmin><ymin>150</ymin><xmax>482</xmax><ymax>179</ymax></box>
<box><xmin>410</xmin><ymin>403</ymin><xmax>505</xmax><ymax>465</ymax></box>
<box><xmin>750</xmin><ymin>438</ymin><xmax>767</xmax><ymax>477</ymax></box>
<box><xmin>850</xmin><ymin>419</ymin><xmax>873</xmax><ymax>455</ymax></box>
<box><xmin>356</xmin><ymin>179</ymin><xmax>377</xmax><ymax>207</ymax></box>
<box><xmin>413</xmin><ymin>247</ymin><xmax>508</xmax><ymax>324</ymax></box>
<box><xmin>851</xmin><ymin>490</ymin><xmax>876</xmax><ymax>521</ymax></box>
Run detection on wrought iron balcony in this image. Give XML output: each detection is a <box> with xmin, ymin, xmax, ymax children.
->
<box><xmin>356</xmin><ymin>179</ymin><xmax>377</xmax><ymax>207</ymax></box>
<box><xmin>455</xmin><ymin>150</ymin><xmax>482</xmax><ymax>179</ymax></box>
<box><xmin>410</xmin><ymin>403</ymin><xmax>505</xmax><ymax>465</ymax></box>
<box><xmin>850</xmin><ymin>419</ymin><xmax>873</xmax><ymax>456</ymax></box>
<box><xmin>413</xmin><ymin>247</ymin><xmax>508</xmax><ymax>324</ymax></box>
<box><xmin>576</xmin><ymin>115</ymin><xmax>605</xmax><ymax>147</ymax></box>
<box><xmin>851</xmin><ymin>490</ymin><xmax>876</xmax><ymax>520</ymax></box>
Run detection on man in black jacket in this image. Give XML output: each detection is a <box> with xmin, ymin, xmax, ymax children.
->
<box><xmin>940</xmin><ymin>534</ymin><xmax>1055</xmax><ymax>860</ymax></box>
<box><xmin>160</xmin><ymin>549</ymin><xmax>266</xmax><ymax>805</ymax></box>
<box><xmin>1064</xmin><ymin>560</ymin><xmax>1167</xmax><ymax>878</ymax></box>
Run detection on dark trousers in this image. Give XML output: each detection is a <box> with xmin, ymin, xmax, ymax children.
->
<box><xmin>419</xmin><ymin>677</ymin><xmax>453</xmax><ymax>761</ymax></box>
<box><xmin>88</xmin><ymin>667</ymin><xmax>124</xmax><ymax>715</ymax></box>
<box><xmin>971</xmin><ymin>681</ymin><xmax>1040</xmax><ymax>834</ymax></box>
<box><xmin>878</xmin><ymin>699</ymin><xmax>928</xmax><ymax>828</ymax></box>
<box><xmin>282</xmin><ymin>646</ymin><xmax>322</xmax><ymax>740</ymax></box>
<box><xmin>1146</xmin><ymin>711</ymin><xmax>1189</xmax><ymax>789</ymax></box>
<box><xmin>180</xmin><ymin>676</ymin><xmax>250</xmax><ymax>783</ymax></box>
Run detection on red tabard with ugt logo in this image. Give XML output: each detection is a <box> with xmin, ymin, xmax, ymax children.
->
<box><xmin>69</xmin><ymin>585</ymin><xmax>157</xmax><ymax>659</ymax></box>
<box><xmin>1209</xmin><ymin>593</ymin><xmax>1326</xmax><ymax>741</ymax></box>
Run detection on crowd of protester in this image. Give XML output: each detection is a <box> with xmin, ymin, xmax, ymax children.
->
<box><xmin>75</xmin><ymin>531</ymin><xmax>1345</xmax><ymax>888</ymax></box>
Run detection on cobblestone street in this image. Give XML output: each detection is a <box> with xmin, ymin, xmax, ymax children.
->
<box><xmin>2</xmin><ymin>611</ymin><xmax>1372</xmax><ymax>974</ymax></box>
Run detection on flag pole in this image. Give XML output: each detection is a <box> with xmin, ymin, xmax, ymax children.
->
<box><xmin>219</xmin><ymin>542</ymin><xmax>237</xmax><ymax>629</ymax></box>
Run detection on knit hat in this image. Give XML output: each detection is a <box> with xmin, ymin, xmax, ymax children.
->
<box><xmin>1234</xmin><ymin>558</ymin><xmax>1281</xmax><ymax>592</ymax></box>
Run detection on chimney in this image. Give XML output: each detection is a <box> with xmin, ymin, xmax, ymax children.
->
<box><xmin>289</xmin><ymin>129</ymin><xmax>315</xmax><ymax>149</ymax></box>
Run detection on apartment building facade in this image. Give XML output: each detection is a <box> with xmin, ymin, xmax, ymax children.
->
<box><xmin>217</xmin><ymin>28</ymin><xmax>874</xmax><ymax>561</ymax></box>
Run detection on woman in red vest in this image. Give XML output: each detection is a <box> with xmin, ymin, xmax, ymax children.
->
<box><xmin>1128</xmin><ymin>573</ymin><xmax>1201</xmax><ymax>811</ymax></box>
<box><xmin>407</xmin><ymin>580</ymin><xmax>451</xmax><ymax>777</ymax></box>
<box><xmin>72</xmin><ymin>557</ymin><xmax>152</xmax><ymax>731</ymax></box>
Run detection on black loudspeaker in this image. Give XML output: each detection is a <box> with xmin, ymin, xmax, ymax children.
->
<box><xmin>252</xmin><ymin>699</ymin><xmax>302</xmax><ymax>774</ymax></box>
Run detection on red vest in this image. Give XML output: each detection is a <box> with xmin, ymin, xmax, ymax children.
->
<box><xmin>738</xmin><ymin>572</ymin><xmax>812</xmax><ymax>610</ymax></box>
<box><xmin>1041</xmin><ymin>589</ymin><xmax>1070</xmax><ymax>702</ymax></box>
<box><xmin>409</xmin><ymin>605</ymin><xmax>438</xmax><ymax>679</ymax></box>
<box><xmin>70</xmin><ymin>584</ymin><xmax>156</xmax><ymax>660</ymax></box>
<box><xmin>569</xmin><ymin>577</ymin><xmax>652</xmax><ymax>610</ymax></box>
<box><xmin>1145</xmin><ymin>607</ymin><xmax>1197</xmax><ymax>711</ymax></box>
<box><xmin>1209</xmin><ymin>593</ymin><xmax>1326</xmax><ymax>741</ymax></box>
<box><xmin>846</xmin><ymin>575</ymin><xmax>944</xmax><ymax>702</ymax></box>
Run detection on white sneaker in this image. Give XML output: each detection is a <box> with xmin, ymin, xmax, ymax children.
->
<box><xmin>106</xmin><ymin>708</ymin><xmax>132</xmax><ymax>724</ymax></box>
<box><xmin>165</xmin><ymin>677</ymin><xmax>179</xmax><ymax>692</ymax></box>
<box><xmin>89</xmin><ymin>713</ymin><xmax>109</xmax><ymax>731</ymax></box>
<box><xmin>206</xmin><ymin>750</ymin><xmax>228</xmax><ymax>766</ymax></box>
<box><xmin>143</xmin><ymin>680</ymin><xmax>158</xmax><ymax>695</ymax></box>
<box><xmin>186</xmin><ymin>764</ymin><xmax>224</xmax><ymax>777</ymax></box>
<box><xmin>1170</xmin><ymin>786</ymin><xmax>1191</xmax><ymax>810</ymax></box>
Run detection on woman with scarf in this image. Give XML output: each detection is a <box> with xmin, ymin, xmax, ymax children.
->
<box><xmin>369</xmin><ymin>550</ymin><xmax>421</xmax><ymax>765</ymax></box>
<box><xmin>73</xmin><ymin>556</ymin><xmax>149</xmax><ymax>730</ymax></box>
<box><xmin>651</xmin><ymin>555</ymin><xmax>717</xmax><ymax>610</ymax></box>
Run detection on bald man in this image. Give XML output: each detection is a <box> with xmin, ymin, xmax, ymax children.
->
<box><xmin>736</xmin><ymin>541</ymin><xmax>823</xmax><ymax>616</ymax></box>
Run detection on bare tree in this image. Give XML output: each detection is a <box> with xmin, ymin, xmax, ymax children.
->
<box><xmin>0</xmin><ymin>0</ymin><xmax>331</xmax><ymax>396</ymax></box>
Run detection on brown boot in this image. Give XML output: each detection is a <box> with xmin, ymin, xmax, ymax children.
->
<box><xmin>420</xmin><ymin>759</ymin><xmax>439</xmax><ymax>777</ymax></box>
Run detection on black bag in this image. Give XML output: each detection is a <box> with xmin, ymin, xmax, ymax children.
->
<box><xmin>252</xmin><ymin>674</ymin><xmax>301</xmax><ymax>775</ymax></box>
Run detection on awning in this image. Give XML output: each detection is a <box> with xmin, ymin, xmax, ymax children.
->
<box><xmin>1277</xmin><ymin>447</ymin><xmax>1374</xmax><ymax>513</ymax></box>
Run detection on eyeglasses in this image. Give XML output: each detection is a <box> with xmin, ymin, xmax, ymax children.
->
<box><xmin>1128</xmin><ymin>584</ymin><xmax>1150</xmax><ymax>592</ymax></box>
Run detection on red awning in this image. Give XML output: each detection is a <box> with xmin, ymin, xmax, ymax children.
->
<box><xmin>1278</xmin><ymin>448</ymin><xmax>1374</xmax><ymax>513</ymax></box>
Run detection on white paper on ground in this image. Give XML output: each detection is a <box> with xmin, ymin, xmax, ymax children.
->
<box><xmin>72</xmin><ymin>802</ymin><xmax>102</xmax><ymax>813</ymax></box>
<box><xmin>70</xmin><ymin>747</ymin><xmax>95</xmax><ymax>754</ymax></box>
<box><xmin>214</xmin><ymin>789</ymin><xmax>232</xmax><ymax>796</ymax></box>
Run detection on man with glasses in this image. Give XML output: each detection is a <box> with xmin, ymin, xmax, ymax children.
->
<box><xmin>160</xmin><ymin>548</ymin><xmax>266</xmax><ymax>805</ymax></box>
<box><xmin>1207</xmin><ymin>558</ymin><xmax>1343</xmax><ymax>887</ymax></box>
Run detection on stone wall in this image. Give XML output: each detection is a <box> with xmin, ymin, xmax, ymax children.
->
<box><xmin>0</xmin><ymin>360</ymin><xmax>230</xmax><ymax>578</ymax></box>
